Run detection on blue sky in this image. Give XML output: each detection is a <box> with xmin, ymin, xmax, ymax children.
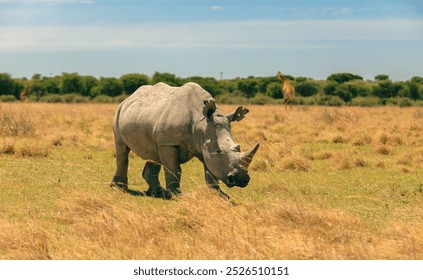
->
<box><xmin>1</xmin><ymin>0</ymin><xmax>422</xmax><ymax>80</ymax></box>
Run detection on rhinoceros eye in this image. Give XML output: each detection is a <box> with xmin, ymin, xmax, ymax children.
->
<box><xmin>215</xmin><ymin>149</ymin><xmax>223</xmax><ymax>155</ymax></box>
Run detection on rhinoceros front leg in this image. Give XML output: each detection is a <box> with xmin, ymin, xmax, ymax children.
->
<box><xmin>142</xmin><ymin>161</ymin><xmax>171</xmax><ymax>199</ymax></box>
<box><xmin>158</xmin><ymin>146</ymin><xmax>182</xmax><ymax>196</ymax></box>
<box><xmin>203</xmin><ymin>163</ymin><xmax>230</xmax><ymax>200</ymax></box>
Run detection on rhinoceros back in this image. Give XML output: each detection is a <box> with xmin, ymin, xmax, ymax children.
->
<box><xmin>114</xmin><ymin>82</ymin><xmax>212</xmax><ymax>162</ymax></box>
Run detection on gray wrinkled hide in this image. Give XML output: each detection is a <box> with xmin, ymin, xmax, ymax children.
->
<box><xmin>111</xmin><ymin>82</ymin><xmax>259</xmax><ymax>199</ymax></box>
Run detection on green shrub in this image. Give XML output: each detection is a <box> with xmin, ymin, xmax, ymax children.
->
<box><xmin>215</xmin><ymin>93</ymin><xmax>249</xmax><ymax>105</ymax></box>
<box><xmin>62</xmin><ymin>93</ymin><xmax>82</xmax><ymax>103</ymax></box>
<box><xmin>113</xmin><ymin>94</ymin><xmax>128</xmax><ymax>103</ymax></box>
<box><xmin>386</xmin><ymin>97</ymin><xmax>413</xmax><ymax>107</ymax></box>
<box><xmin>73</xmin><ymin>95</ymin><xmax>90</xmax><ymax>103</ymax></box>
<box><xmin>291</xmin><ymin>96</ymin><xmax>306</xmax><ymax>105</ymax></box>
<box><xmin>266</xmin><ymin>82</ymin><xmax>283</xmax><ymax>99</ymax></box>
<box><xmin>326</xmin><ymin>96</ymin><xmax>345</xmax><ymax>106</ymax></box>
<box><xmin>351</xmin><ymin>96</ymin><xmax>382</xmax><ymax>107</ymax></box>
<box><xmin>249</xmin><ymin>94</ymin><xmax>275</xmax><ymax>105</ymax></box>
<box><xmin>0</xmin><ymin>95</ymin><xmax>18</xmax><ymax>102</ymax></box>
<box><xmin>39</xmin><ymin>94</ymin><xmax>64</xmax><ymax>103</ymax></box>
<box><xmin>300</xmin><ymin>93</ymin><xmax>326</xmax><ymax>105</ymax></box>
<box><xmin>92</xmin><ymin>95</ymin><xmax>115</xmax><ymax>103</ymax></box>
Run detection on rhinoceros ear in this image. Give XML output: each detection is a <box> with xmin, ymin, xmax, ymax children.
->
<box><xmin>203</xmin><ymin>100</ymin><xmax>216</xmax><ymax>119</ymax></box>
<box><xmin>227</xmin><ymin>106</ymin><xmax>249</xmax><ymax>122</ymax></box>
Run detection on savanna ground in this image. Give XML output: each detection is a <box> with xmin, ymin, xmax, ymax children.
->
<box><xmin>0</xmin><ymin>103</ymin><xmax>422</xmax><ymax>260</ymax></box>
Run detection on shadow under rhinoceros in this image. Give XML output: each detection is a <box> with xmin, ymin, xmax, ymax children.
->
<box><xmin>124</xmin><ymin>188</ymin><xmax>147</xmax><ymax>197</ymax></box>
<box><xmin>110</xmin><ymin>183</ymin><xmax>233</xmax><ymax>202</ymax></box>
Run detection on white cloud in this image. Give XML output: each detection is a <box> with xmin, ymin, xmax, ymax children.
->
<box><xmin>1</xmin><ymin>19</ymin><xmax>422</xmax><ymax>52</ymax></box>
<box><xmin>327</xmin><ymin>7</ymin><xmax>353</xmax><ymax>16</ymax></box>
<box><xmin>210</xmin><ymin>5</ymin><xmax>223</xmax><ymax>11</ymax></box>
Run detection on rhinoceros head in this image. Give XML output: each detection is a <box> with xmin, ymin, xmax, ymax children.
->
<box><xmin>201</xmin><ymin>100</ymin><xmax>260</xmax><ymax>188</ymax></box>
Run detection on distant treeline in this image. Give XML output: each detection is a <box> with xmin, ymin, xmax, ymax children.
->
<box><xmin>1</xmin><ymin>72</ymin><xmax>423</xmax><ymax>106</ymax></box>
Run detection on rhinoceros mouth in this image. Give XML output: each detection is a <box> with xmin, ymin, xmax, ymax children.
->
<box><xmin>224</xmin><ymin>174</ymin><xmax>249</xmax><ymax>188</ymax></box>
<box><xmin>227</xmin><ymin>174</ymin><xmax>236</xmax><ymax>186</ymax></box>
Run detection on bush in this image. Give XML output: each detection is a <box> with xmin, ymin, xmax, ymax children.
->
<box><xmin>0</xmin><ymin>95</ymin><xmax>18</xmax><ymax>102</ymax></box>
<box><xmin>294</xmin><ymin>95</ymin><xmax>320</xmax><ymax>105</ymax></box>
<box><xmin>386</xmin><ymin>97</ymin><xmax>413</xmax><ymax>107</ymax></box>
<box><xmin>249</xmin><ymin>94</ymin><xmax>275</xmax><ymax>105</ymax></box>
<box><xmin>214</xmin><ymin>93</ymin><xmax>249</xmax><ymax>105</ymax></box>
<box><xmin>326</xmin><ymin>96</ymin><xmax>345</xmax><ymax>106</ymax></box>
<box><xmin>351</xmin><ymin>96</ymin><xmax>382</xmax><ymax>107</ymax></box>
<box><xmin>62</xmin><ymin>93</ymin><xmax>83</xmax><ymax>103</ymax></box>
<box><xmin>92</xmin><ymin>95</ymin><xmax>115</xmax><ymax>103</ymax></box>
<box><xmin>295</xmin><ymin>81</ymin><xmax>319</xmax><ymax>97</ymax></box>
<box><xmin>39</xmin><ymin>94</ymin><xmax>90</xmax><ymax>103</ymax></box>
<box><xmin>73</xmin><ymin>95</ymin><xmax>90</xmax><ymax>103</ymax></box>
<box><xmin>113</xmin><ymin>94</ymin><xmax>128</xmax><ymax>103</ymax></box>
<box><xmin>327</xmin><ymin>73</ymin><xmax>363</xmax><ymax>83</ymax></box>
<box><xmin>299</xmin><ymin>94</ymin><xmax>345</xmax><ymax>106</ymax></box>
<box><xmin>266</xmin><ymin>82</ymin><xmax>283</xmax><ymax>99</ymax></box>
<box><xmin>120</xmin><ymin>73</ymin><xmax>149</xmax><ymax>95</ymax></box>
<box><xmin>291</xmin><ymin>96</ymin><xmax>306</xmax><ymax>105</ymax></box>
<box><xmin>39</xmin><ymin>94</ymin><xmax>64</xmax><ymax>103</ymax></box>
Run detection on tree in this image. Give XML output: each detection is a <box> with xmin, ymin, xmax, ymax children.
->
<box><xmin>266</xmin><ymin>82</ymin><xmax>283</xmax><ymax>99</ymax></box>
<box><xmin>81</xmin><ymin>75</ymin><xmax>99</xmax><ymax>97</ymax></box>
<box><xmin>92</xmin><ymin>77</ymin><xmax>123</xmax><ymax>97</ymax></box>
<box><xmin>333</xmin><ymin>86</ymin><xmax>352</xmax><ymax>102</ymax></box>
<box><xmin>344</xmin><ymin>81</ymin><xmax>371</xmax><ymax>98</ymax></box>
<box><xmin>152</xmin><ymin>72</ymin><xmax>182</xmax><ymax>86</ymax></box>
<box><xmin>62</xmin><ymin>72</ymin><xmax>84</xmax><ymax>94</ymax></box>
<box><xmin>31</xmin><ymin>73</ymin><xmax>42</xmax><ymax>81</ymax></box>
<box><xmin>327</xmin><ymin>73</ymin><xmax>363</xmax><ymax>83</ymax></box>
<box><xmin>183</xmin><ymin>76</ymin><xmax>222</xmax><ymax>96</ymax></box>
<box><xmin>120</xmin><ymin>73</ymin><xmax>149</xmax><ymax>95</ymax></box>
<box><xmin>282</xmin><ymin>74</ymin><xmax>295</xmax><ymax>81</ymax></box>
<box><xmin>406</xmin><ymin>82</ymin><xmax>421</xmax><ymax>101</ymax></box>
<box><xmin>256</xmin><ymin>76</ymin><xmax>278</xmax><ymax>93</ymax></box>
<box><xmin>0</xmin><ymin>73</ymin><xmax>22</xmax><ymax>98</ymax></box>
<box><xmin>375</xmin><ymin>74</ymin><xmax>390</xmax><ymax>81</ymax></box>
<box><xmin>28</xmin><ymin>80</ymin><xmax>47</xmax><ymax>100</ymax></box>
<box><xmin>42</xmin><ymin>76</ymin><xmax>61</xmax><ymax>94</ymax></box>
<box><xmin>295</xmin><ymin>77</ymin><xmax>309</xmax><ymax>83</ymax></box>
<box><xmin>295</xmin><ymin>81</ymin><xmax>319</xmax><ymax>97</ymax></box>
<box><xmin>237</xmin><ymin>78</ymin><xmax>258</xmax><ymax>98</ymax></box>
<box><xmin>372</xmin><ymin>81</ymin><xmax>402</xmax><ymax>99</ymax></box>
<box><xmin>411</xmin><ymin>76</ymin><xmax>423</xmax><ymax>84</ymax></box>
<box><xmin>324</xmin><ymin>82</ymin><xmax>353</xmax><ymax>102</ymax></box>
<box><xmin>324</xmin><ymin>82</ymin><xmax>337</xmax><ymax>96</ymax></box>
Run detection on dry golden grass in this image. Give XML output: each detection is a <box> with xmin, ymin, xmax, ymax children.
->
<box><xmin>1</xmin><ymin>103</ymin><xmax>423</xmax><ymax>259</ymax></box>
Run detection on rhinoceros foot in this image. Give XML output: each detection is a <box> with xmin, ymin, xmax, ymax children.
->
<box><xmin>110</xmin><ymin>181</ymin><xmax>128</xmax><ymax>192</ymax></box>
<box><xmin>146</xmin><ymin>187</ymin><xmax>172</xmax><ymax>200</ymax></box>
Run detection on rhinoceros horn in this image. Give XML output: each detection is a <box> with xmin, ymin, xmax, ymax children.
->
<box><xmin>241</xmin><ymin>143</ymin><xmax>260</xmax><ymax>168</ymax></box>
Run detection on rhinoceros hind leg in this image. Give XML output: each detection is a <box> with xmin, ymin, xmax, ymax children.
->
<box><xmin>142</xmin><ymin>161</ymin><xmax>172</xmax><ymax>199</ymax></box>
<box><xmin>111</xmin><ymin>136</ymin><xmax>130</xmax><ymax>190</ymax></box>
<box><xmin>110</xmin><ymin>178</ymin><xmax>128</xmax><ymax>192</ymax></box>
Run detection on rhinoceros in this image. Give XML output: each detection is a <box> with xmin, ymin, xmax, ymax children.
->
<box><xmin>110</xmin><ymin>82</ymin><xmax>260</xmax><ymax>199</ymax></box>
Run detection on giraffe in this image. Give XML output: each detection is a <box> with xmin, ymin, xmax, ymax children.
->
<box><xmin>20</xmin><ymin>87</ymin><xmax>29</xmax><ymax>102</ymax></box>
<box><xmin>277</xmin><ymin>71</ymin><xmax>295</xmax><ymax>107</ymax></box>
